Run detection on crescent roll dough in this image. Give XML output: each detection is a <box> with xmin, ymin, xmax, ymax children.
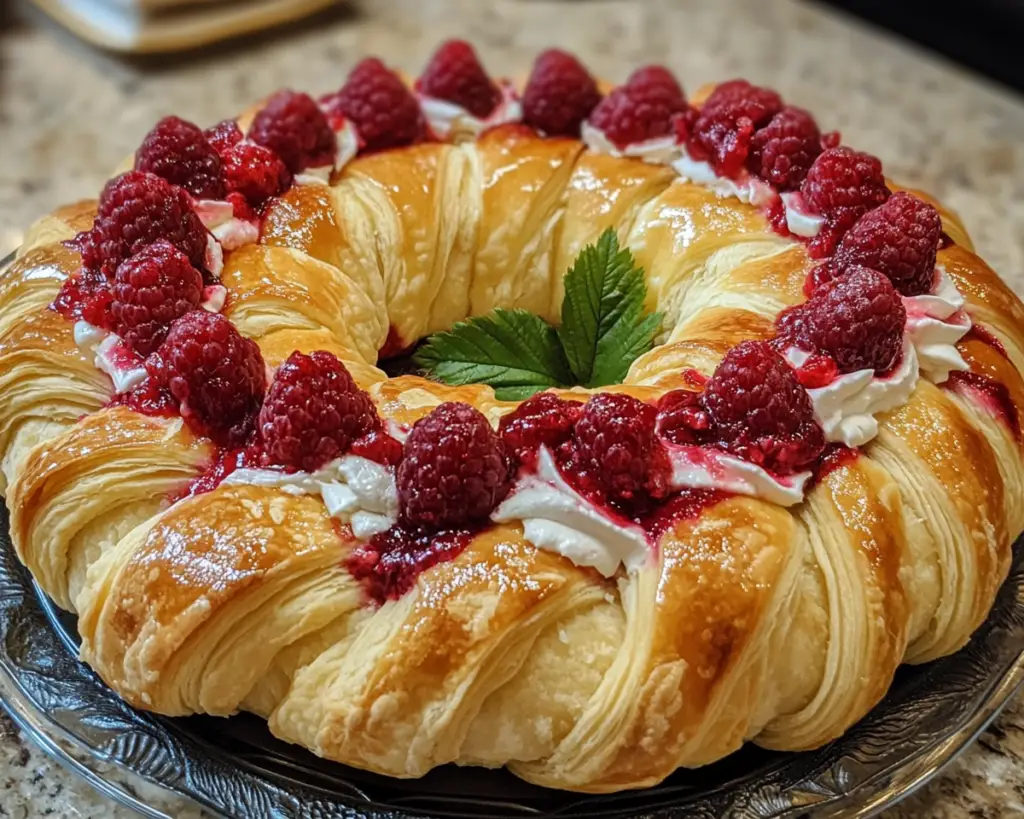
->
<box><xmin>2</xmin><ymin>67</ymin><xmax>1023</xmax><ymax>795</ymax></box>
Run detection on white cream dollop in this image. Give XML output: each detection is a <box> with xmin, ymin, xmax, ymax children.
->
<box><xmin>903</xmin><ymin>267</ymin><xmax>971</xmax><ymax>383</ymax></box>
<box><xmin>664</xmin><ymin>442</ymin><xmax>809</xmax><ymax>507</ymax></box>
<box><xmin>223</xmin><ymin>455</ymin><xmax>398</xmax><ymax>540</ymax></box>
<box><xmin>73</xmin><ymin>321</ymin><xmax>147</xmax><ymax>394</ymax></box>
<box><xmin>419</xmin><ymin>83</ymin><xmax>522</xmax><ymax>142</ymax></box>
<box><xmin>491</xmin><ymin>446</ymin><xmax>649</xmax><ymax>578</ymax></box>
<box><xmin>779</xmin><ymin>191</ymin><xmax>824</xmax><ymax>237</ymax></box>
<box><xmin>581</xmin><ymin>122</ymin><xmax>682</xmax><ymax>166</ymax></box>
<box><xmin>671</xmin><ymin>147</ymin><xmax>775</xmax><ymax>207</ymax></box>
<box><xmin>788</xmin><ymin>341</ymin><xmax>919</xmax><ymax>448</ymax></box>
<box><xmin>193</xmin><ymin>199</ymin><xmax>259</xmax><ymax>252</ymax></box>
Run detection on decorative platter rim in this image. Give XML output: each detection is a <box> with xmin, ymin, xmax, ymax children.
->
<box><xmin>2</xmin><ymin>252</ymin><xmax>1024</xmax><ymax>819</ymax></box>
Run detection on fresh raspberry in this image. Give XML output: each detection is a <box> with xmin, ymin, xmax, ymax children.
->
<box><xmin>247</xmin><ymin>90</ymin><xmax>337</xmax><ymax>174</ymax></box>
<box><xmin>776</xmin><ymin>265</ymin><xmax>906</xmax><ymax>375</ymax></box>
<box><xmin>397</xmin><ymin>402</ymin><xmax>511</xmax><ymax>528</ymax></box>
<box><xmin>222</xmin><ymin>141</ymin><xmax>292</xmax><ymax>204</ymax></box>
<box><xmin>522</xmin><ymin>49</ymin><xmax>601</xmax><ymax>137</ymax></box>
<box><xmin>571</xmin><ymin>392</ymin><xmax>671</xmax><ymax>504</ymax></box>
<box><xmin>258</xmin><ymin>350</ymin><xmax>378</xmax><ymax>472</ymax></box>
<box><xmin>655</xmin><ymin>389</ymin><xmax>710</xmax><ymax>446</ymax></box>
<box><xmin>827</xmin><ymin>191</ymin><xmax>942</xmax><ymax>297</ymax></box>
<box><xmin>702</xmin><ymin>341</ymin><xmax>824</xmax><ymax>474</ymax></box>
<box><xmin>146</xmin><ymin>311</ymin><xmax>266</xmax><ymax>447</ymax></box>
<box><xmin>498</xmin><ymin>392</ymin><xmax>583</xmax><ymax>468</ymax></box>
<box><xmin>747</xmin><ymin>106</ymin><xmax>822</xmax><ymax>190</ymax></box>
<box><xmin>110</xmin><ymin>240</ymin><xmax>203</xmax><ymax>357</ymax></box>
<box><xmin>134</xmin><ymin>116</ymin><xmax>225</xmax><ymax>200</ymax></box>
<box><xmin>417</xmin><ymin>39</ymin><xmax>501</xmax><ymax>119</ymax></box>
<box><xmin>204</xmin><ymin>119</ymin><xmax>243</xmax><ymax>155</ymax></box>
<box><xmin>588</xmin><ymin>65</ymin><xmax>688</xmax><ymax>148</ymax></box>
<box><xmin>79</xmin><ymin>171</ymin><xmax>209</xmax><ymax>280</ymax></box>
<box><xmin>800</xmin><ymin>146</ymin><xmax>891</xmax><ymax>257</ymax></box>
<box><xmin>52</xmin><ymin>267</ymin><xmax>114</xmax><ymax>328</ymax></box>
<box><xmin>689</xmin><ymin>79</ymin><xmax>783</xmax><ymax>177</ymax></box>
<box><xmin>322</xmin><ymin>58</ymin><xmax>424</xmax><ymax>153</ymax></box>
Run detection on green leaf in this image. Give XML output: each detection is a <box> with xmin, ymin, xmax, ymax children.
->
<box><xmin>413</xmin><ymin>308</ymin><xmax>573</xmax><ymax>401</ymax></box>
<box><xmin>557</xmin><ymin>228</ymin><xmax>662</xmax><ymax>388</ymax></box>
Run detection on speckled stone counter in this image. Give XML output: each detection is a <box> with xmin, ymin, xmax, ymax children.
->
<box><xmin>1</xmin><ymin>0</ymin><xmax>1024</xmax><ymax>816</ymax></box>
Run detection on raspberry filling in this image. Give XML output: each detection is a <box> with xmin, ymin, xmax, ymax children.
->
<box><xmin>946</xmin><ymin>371</ymin><xmax>1021</xmax><ymax>439</ymax></box>
<box><xmin>346</xmin><ymin>523</ymin><xmax>479</xmax><ymax>603</ymax></box>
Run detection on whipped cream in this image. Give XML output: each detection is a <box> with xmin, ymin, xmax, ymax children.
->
<box><xmin>193</xmin><ymin>199</ymin><xmax>259</xmax><ymax>252</ymax></box>
<box><xmin>788</xmin><ymin>341</ymin><xmax>919</xmax><ymax>448</ymax></box>
<box><xmin>903</xmin><ymin>267</ymin><xmax>971</xmax><ymax>383</ymax></box>
<box><xmin>204</xmin><ymin>234</ymin><xmax>224</xmax><ymax>278</ymax></box>
<box><xmin>491</xmin><ymin>447</ymin><xmax>649</xmax><ymax>578</ymax></box>
<box><xmin>200</xmin><ymin>284</ymin><xmax>228</xmax><ymax>313</ymax></box>
<box><xmin>223</xmin><ymin>455</ymin><xmax>398</xmax><ymax>539</ymax></box>
<box><xmin>779</xmin><ymin>191</ymin><xmax>824</xmax><ymax>237</ymax></box>
<box><xmin>73</xmin><ymin>321</ymin><xmax>147</xmax><ymax>394</ymax></box>
<box><xmin>71</xmin><ymin>283</ymin><xmax>228</xmax><ymax>395</ymax></box>
<box><xmin>664</xmin><ymin>442</ymin><xmax>809</xmax><ymax>506</ymax></box>
<box><xmin>581</xmin><ymin>122</ymin><xmax>682</xmax><ymax>166</ymax></box>
<box><xmin>419</xmin><ymin>82</ymin><xmax>522</xmax><ymax>142</ymax></box>
<box><xmin>295</xmin><ymin>118</ymin><xmax>360</xmax><ymax>185</ymax></box>
<box><xmin>671</xmin><ymin>148</ymin><xmax>775</xmax><ymax>207</ymax></box>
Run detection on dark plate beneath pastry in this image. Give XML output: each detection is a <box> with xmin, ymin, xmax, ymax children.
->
<box><xmin>1</xmin><ymin>495</ymin><xmax>1023</xmax><ymax>818</ymax></box>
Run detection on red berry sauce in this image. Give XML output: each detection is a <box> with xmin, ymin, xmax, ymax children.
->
<box><xmin>813</xmin><ymin>444</ymin><xmax>859</xmax><ymax>484</ymax></box>
<box><xmin>346</xmin><ymin>523</ymin><xmax>479</xmax><ymax>603</ymax></box>
<box><xmin>107</xmin><ymin>377</ymin><xmax>178</xmax><ymax>417</ymax></box>
<box><xmin>640</xmin><ymin>488</ymin><xmax>726</xmax><ymax>543</ymax></box>
<box><xmin>962</xmin><ymin>324</ymin><xmax>1008</xmax><ymax>359</ymax></box>
<box><xmin>946</xmin><ymin>371</ymin><xmax>1021</xmax><ymax>439</ymax></box>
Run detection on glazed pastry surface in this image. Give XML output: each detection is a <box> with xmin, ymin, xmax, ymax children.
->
<box><xmin>2</xmin><ymin>66</ymin><xmax>1023</xmax><ymax>794</ymax></box>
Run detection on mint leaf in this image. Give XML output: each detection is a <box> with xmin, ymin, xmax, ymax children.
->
<box><xmin>413</xmin><ymin>308</ymin><xmax>572</xmax><ymax>401</ymax></box>
<box><xmin>557</xmin><ymin>228</ymin><xmax>662</xmax><ymax>388</ymax></box>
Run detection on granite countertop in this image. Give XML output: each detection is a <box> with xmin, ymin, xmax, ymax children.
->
<box><xmin>2</xmin><ymin>0</ymin><xmax>1024</xmax><ymax>816</ymax></box>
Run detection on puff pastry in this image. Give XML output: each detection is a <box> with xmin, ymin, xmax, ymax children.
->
<box><xmin>1</xmin><ymin>44</ymin><xmax>1022</xmax><ymax>794</ymax></box>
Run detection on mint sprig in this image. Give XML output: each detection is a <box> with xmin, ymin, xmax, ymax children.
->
<box><xmin>558</xmin><ymin>229</ymin><xmax>662</xmax><ymax>388</ymax></box>
<box><xmin>413</xmin><ymin>309</ymin><xmax>572</xmax><ymax>400</ymax></box>
<box><xmin>414</xmin><ymin>228</ymin><xmax>662</xmax><ymax>399</ymax></box>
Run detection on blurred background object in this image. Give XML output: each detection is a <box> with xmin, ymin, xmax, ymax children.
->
<box><xmin>821</xmin><ymin>0</ymin><xmax>1024</xmax><ymax>92</ymax></box>
<box><xmin>30</xmin><ymin>0</ymin><xmax>341</xmax><ymax>53</ymax></box>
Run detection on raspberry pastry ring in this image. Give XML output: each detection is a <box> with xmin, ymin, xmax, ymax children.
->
<box><xmin>2</xmin><ymin>42</ymin><xmax>1023</xmax><ymax>793</ymax></box>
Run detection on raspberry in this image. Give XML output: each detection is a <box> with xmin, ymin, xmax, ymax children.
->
<box><xmin>397</xmin><ymin>402</ymin><xmax>511</xmax><ymax>528</ymax></box>
<box><xmin>522</xmin><ymin>49</ymin><xmax>601</xmax><ymax>137</ymax></box>
<box><xmin>828</xmin><ymin>191</ymin><xmax>942</xmax><ymax>297</ymax></box>
<box><xmin>655</xmin><ymin>389</ymin><xmax>710</xmax><ymax>446</ymax></box>
<box><xmin>776</xmin><ymin>265</ymin><xmax>906</xmax><ymax>375</ymax></box>
<box><xmin>702</xmin><ymin>341</ymin><xmax>824</xmax><ymax>474</ymax></box>
<box><xmin>689</xmin><ymin>79</ymin><xmax>783</xmax><ymax>177</ymax></box>
<box><xmin>52</xmin><ymin>267</ymin><xmax>114</xmax><ymax>328</ymax></box>
<box><xmin>204</xmin><ymin>119</ymin><xmax>243</xmax><ymax>155</ymax></box>
<box><xmin>80</xmin><ymin>171</ymin><xmax>209</xmax><ymax>280</ymax></box>
<box><xmin>498</xmin><ymin>392</ymin><xmax>583</xmax><ymax>468</ymax></box>
<box><xmin>110</xmin><ymin>240</ymin><xmax>203</xmax><ymax>357</ymax></box>
<box><xmin>146</xmin><ymin>311</ymin><xmax>266</xmax><ymax>447</ymax></box>
<box><xmin>571</xmin><ymin>392</ymin><xmax>671</xmax><ymax>504</ymax></box>
<box><xmin>417</xmin><ymin>39</ymin><xmax>501</xmax><ymax>119</ymax></box>
<box><xmin>800</xmin><ymin>146</ymin><xmax>891</xmax><ymax>257</ymax></box>
<box><xmin>247</xmin><ymin>90</ymin><xmax>337</xmax><ymax>174</ymax></box>
<box><xmin>588</xmin><ymin>65</ymin><xmax>688</xmax><ymax>148</ymax></box>
<box><xmin>747</xmin><ymin>106</ymin><xmax>822</xmax><ymax>191</ymax></box>
<box><xmin>322</xmin><ymin>58</ymin><xmax>424</xmax><ymax>153</ymax></box>
<box><xmin>222</xmin><ymin>141</ymin><xmax>292</xmax><ymax>204</ymax></box>
<box><xmin>134</xmin><ymin>116</ymin><xmax>225</xmax><ymax>200</ymax></box>
<box><xmin>258</xmin><ymin>351</ymin><xmax>378</xmax><ymax>472</ymax></box>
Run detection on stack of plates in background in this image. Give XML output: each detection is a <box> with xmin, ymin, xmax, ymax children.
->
<box><xmin>31</xmin><ymin>0</ymin><xmax>340</xmax><ymax>53</ymax></box>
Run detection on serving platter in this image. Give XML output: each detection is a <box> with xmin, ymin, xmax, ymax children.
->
<box><xmin>1</xmin><ymin>502</ymin><xmax>1024</xmax><ymax>819</ymax></box>
<box><xmin>1</xmin><ymin>256</ymin><xmax>1024</xmax><ymax>819</ymax></box>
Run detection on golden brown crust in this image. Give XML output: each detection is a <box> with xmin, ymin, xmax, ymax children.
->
<box><xmin>1</xmin><ymin>107</ymin><xmax>1023</xmax><ymax>796</ymax></box>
